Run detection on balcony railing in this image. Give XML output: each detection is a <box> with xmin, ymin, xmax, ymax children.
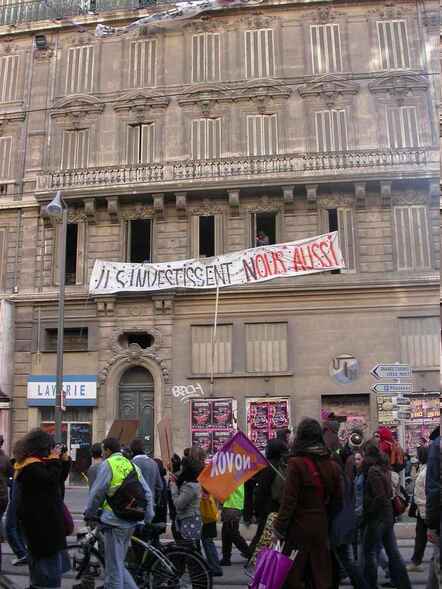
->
<box><xmin>36</xmin><ymin>148</ymin><xmax>437</xmax><ymax>193</ymax></box>
<box><xmin>0</xmin><ymin>0</ymin><xmax>173</xmax><ymax>27</ymax></box>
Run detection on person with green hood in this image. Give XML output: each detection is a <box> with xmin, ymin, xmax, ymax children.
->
<box><xmin>220</xmin><ymin>483</ymin><xmax>250</xmax><ymax>566</ymax></box>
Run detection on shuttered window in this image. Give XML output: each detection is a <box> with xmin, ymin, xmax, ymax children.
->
<box><xmin>65</xmin><ymin>45</ymin><xmax>94</xmax><ymax>94</ymax></box>
<box><xmin>245</xmin><ymin>29</ymin><xmax>275</xmax><ymax>79</ymax></box>
<box><xmin>246</xmin><ymin>323</ymin><xmax>288</xmax><ymax>373</ymax></box>
<box><xmin>192</xmin><ymin>33</ymin><xmax>221</xmax><ymax>83</ymax></box>
<box><xmin>400</xmin><ymin>317</ymin><xmax>439</xmax><ymax>369</ymax></box>
<box><xmin>61</xmin><ymin>129</ymin><xmax>89</xmax><ymax>170</ymax></box>
<box><xmin>0</xmin><ymin>137</ymin><xmax>12</xmax><ymax>179</ymax></box>
<box><xmin>54</xmin><ymin>223</ymin><xmax>86</xmax><ymax>286</ymax></box>
<box><xmin>310</xmin><ymin>24</ymin><xmax>343</xmax><ymax>75</ymax></box>
<box><xmin>315</xmin><ymin>110</ymin><xmax>348</xmax><ymax>152</ymax></box>
<box><xmin>128</xmin><ymin>124</ymin><xmax>155</xmax><ymax>164</ymax></box>
<box><xmin>129</xmin><ymin>39</ymin><xmax>157</xmax><ymax>88</ymax></box>
<box><xmin>192</xmin><ymin>324</ymin><xmax>232</xmax><ymax>374</ymax></box>
<box><xmin>377</xmin><ymin>20</ymin><xmax>410</xmax><ymax>70</ymax></box>
<box><xmin>247</xmin><ymin>114</ymin><xmax>278</xmax><ymax>156</ymax></box>
<box><xmin>191</xmin><ymin>118</ymin><xmax>221</xmax><ymax>160</ymax></box>
<box><xmin>393</xmin><ymin>206</ymin><xmax>431</xmax><ymax>271</ymax></box>
<box><xmin>0</xmin><ymin>55</ymin><xmax>19</xmax><ymax>102</ymax></box>
<box><xmin>387</xmin><ymin>106</ymin><xmax>419</xmax><ymax>148</ymax></box>
<box><xmin>323</xmin><ymin>208</ymin><xmax>356</xmax><ymax>273</ymax></box>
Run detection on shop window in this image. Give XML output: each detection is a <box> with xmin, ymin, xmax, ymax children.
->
<box><xmin>251</xmin><ymin>212</ymin><xmax>277</xmax><ymax>247</ymax></box>
<box><xmin>191</xmin><ymin>215</ymin><xmax>223</xmax><ymax>258</ymax></box>
<box><xmin>45</xmin><ymin>327</ymin><xmax>89</xmax><ymax>352</ymax></box>
<box><xmin>127</xmin><ymin>219</ymin><xmax>152</xmax><ymax>263</ymax></box>
<box><xmin>246</xmin><ymin>323</ymin><xmax>288</xmax><ymax>373</ymax></box>
<box><xmin>192</xmin><ymin>324</ymin><xmax>232</xmax><ymax>374</ymax></box>
<box><xmin>322</xmin><ymin>208</ymin><xmax>356</xmax><ymax>273</ymax></box>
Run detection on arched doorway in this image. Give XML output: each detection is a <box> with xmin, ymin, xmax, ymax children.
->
<box><xmin>118</xmin><ymin>366</ymin><xmax>154</xmax><ymax>455</ymax></box>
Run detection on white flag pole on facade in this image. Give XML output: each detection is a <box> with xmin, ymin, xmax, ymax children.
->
<box><xmin>210</xmin><ymin>286</ymin><xmax>220</xmax><ymax>394</ymax></box>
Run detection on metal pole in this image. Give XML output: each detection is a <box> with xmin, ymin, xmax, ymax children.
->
<box><xmin>54</xmin><ymin>207</ymin><xmax>67</xmax><ymax>442</ymax></box>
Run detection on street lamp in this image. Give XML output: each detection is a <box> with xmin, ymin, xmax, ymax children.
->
<box><xmin>46</xmin><ymin>191</ymin><xmax>67</xmax><ymax>442</ymax></box>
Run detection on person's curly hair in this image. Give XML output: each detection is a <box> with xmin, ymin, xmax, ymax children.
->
<box><xmin>16</xmin><ymin>428</ymin><xmax>54</xmax><ymax>462</ymax></box>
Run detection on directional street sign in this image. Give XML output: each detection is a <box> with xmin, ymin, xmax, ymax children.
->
<box><xmin>398</xmin><ymin>411</ymin><xmax>412</xmax><ymax>420</ymax></box>
<box><xmin>371</xmin><ymin>382</ymin><xmax>413</xmax><ymax>395</ymax></box>
<box><xmin>397</xmin><ymin>397</ymin><xmax>412</xmax><ymax>406</ymax></box>
<box><xmin>371</xmin><ymin>364</ymin><xmax>412</xmax><ymax>380</ymax></box>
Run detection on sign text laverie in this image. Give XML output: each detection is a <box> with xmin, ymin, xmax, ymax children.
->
<box><xmin>27</xmin><ymin>375</ymin><xmax>97</xmax><ymax>407</ymax></box>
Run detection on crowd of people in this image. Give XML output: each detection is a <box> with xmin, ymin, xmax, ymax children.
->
<box><xmin>0</xmin><ymin>418</ymin><xmax>438</xmax><ymax>589</ymax></box>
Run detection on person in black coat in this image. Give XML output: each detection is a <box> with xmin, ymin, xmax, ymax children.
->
<box><xmin>15</xmin><ymin>429</ymin><xmax>71</xmax><ymax>589</ymax></box>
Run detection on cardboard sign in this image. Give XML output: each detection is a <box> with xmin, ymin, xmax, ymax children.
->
<box><xmin>157</xmin><ymin>417</ymin><xmax>173</xmax><ymax>467</ymax></box>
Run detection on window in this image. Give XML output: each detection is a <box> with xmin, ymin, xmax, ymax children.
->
<box><xmin>129</xmin><ymin>39</ymin><xmax>157</xmax><ymax>88</ymax></box>
<box><xmin>127</xmin><ymin>219</ymin><xmax>152</xmax><ymax>263</ymax></box>
<box><xmin>192</xmin><ymin>33</ymin><xmax>221</xmax><ymax>83</ymax></box>
<box><xmin>45</xmin><ymin>327</ymin><xmax>89</xmax><ymax>352</ymax></box>
<box><xmin>246</xmin><ymin>323</ymin><xmax>288</xmax><ymax>373</ymax></box>
<box><xmin>387</xmin><ymin>106</ymin><xmax>419</xmax><ymax>148</ymax></box>
<box><xmin>0</xmin><ymin>137</ymin><xmax>12</xmax><ymax>180</ymax></box>
<box><xmin>65</xmin><ymin>45</ymin><xmax>94</xmax><ymax>94</ymax></box>
<box><xmin>377</xmin><ymin>20</ymin><xmax>410</xmax><ymax>70</ymax></box>
<box><xmin>393</xmin><ymin>206</ymin><xmax>431</xmax><ymax>271</ymax></box>
<box><xmin>128</xmin><ymin>124</ymin><xmax>155</xmax><ymax>164</ymax></box>
<box><xmin>245</xmin><ymin>29</ymin><xmax>275</xmax><ymax>79</ymax></box>
<box><xmin>191</xmin><ymin>214</ymin><xmax>223</xmax><ymax>258</ymax></box>
<box><xmin>310</xmin><ymin>24</ymin><xmax>342</xmax><ymax>75</ymax></box>
<box><xmin>323</xmin><ymin>208</ymin><xmax>356</xmax><ymax>273</ymax></box>
<box><xmin>54</xmin><ymin>223</ymin><xmax>85</xmax><ymax>286</ymax></box>
<box><xmin>61</xmin><ymin>129</ymin><xmax>89</xmax><ymax>170</ymax></box>
<box><xmin>191</xmin><ymin>118</ymin><xmax>221</xmax><ymax>160</ymax></box>
<box><xmin>247</xmin><ymin>114</ymin><xmax>278</xmax><ymax>156</ymax></box>
<box><xmin>315</xmin><ymin>110</ymin><xmax>348</xmax><ymax>152</ymax></box>
<box><xmin>192</xmin><ymin>324</ymin><xmax>232</xmax><ymax>374</ymax></box>
<box><xmin>119</xmin><ymin>332</ymin><xmax>154</xmax><ymax>349</ymax></box>
<box><xmin>0</xmin><ymin>55</ymin><xmax>19</xmax><ymax>102</ymax></box>
<box><xmin>400</xmin><ymin>317</ymin><xmax>439</xmax><ymax>369</ymax></box>
<box><xmin>251</xmin><ymin>212</ymin><xmax>277</xmax><ymax>247</ymax></box>
<box><xmin>65</xmin><ymin>224</ymin><xmax>78</xmax><ymax>285</ymax></box>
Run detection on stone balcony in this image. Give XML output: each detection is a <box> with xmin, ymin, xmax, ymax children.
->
<box><xmin>35</xmin><ymin>147</ymin><xmax>438</xmax><ymax>198</ymax></box>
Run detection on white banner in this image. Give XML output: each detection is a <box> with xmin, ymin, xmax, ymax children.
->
<box><xmin>89</xmin><ymin>232</ymin><xmax>344</xmax><ymax>295</ymax></box>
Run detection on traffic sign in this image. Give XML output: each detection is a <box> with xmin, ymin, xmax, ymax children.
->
<box><xmin>371</xmin><ymin>382</ymin><xmax>413</xmax><ymax>395</ymax></box>
<box><xmin>371</xmin><ymin>364</ymin><xmax>412</xmax><ymax>380</ymax></box>
<box><xmin>398</xmin><ymin>411</ymin><xmax>412</xmax><ymax>420</ymax></box>
<box><xmin>396</xmin><ymin>397</ymin><xmax>411</xmax><ymax>406</ymax></box>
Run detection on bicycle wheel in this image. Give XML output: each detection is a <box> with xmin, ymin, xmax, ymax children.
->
<box><xmin>65</xmin><ymin>543</ymin><xmax>104</xmax><ymax>582</ymax></box>
<box><xmin>161</xmin><ymin>546</ymin><xmax>213</xmax><ymax>589</ymax></box>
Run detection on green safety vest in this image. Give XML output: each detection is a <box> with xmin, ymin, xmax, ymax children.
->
<box><xmin>103</xmin><ymin>453</ymin><xmax>140</xmax><ymax>513</ymax></box>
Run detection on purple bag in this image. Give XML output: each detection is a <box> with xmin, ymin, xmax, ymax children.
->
<box><xmin>249</xmin><ymin>544</ymin><xmax>294</xmax><ymax>589</ymax></box>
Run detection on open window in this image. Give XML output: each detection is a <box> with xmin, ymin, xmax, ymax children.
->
<box><xmin>251</xmin><ymin>212</ymin><xmax>277</xmax><ymax>247</ymax></box>
<box><xmin>65</xmin><ymin>224</ymin><xmax>78</xmax><ymax>285</ymax></box>
<box><xmin>191</xmin><ymin>215</ymin><xmax>223</xmax><ymax>258</ymax></box>
<box><xmin>322</xmin><ymin>208</ymin><xmax>356</xmax><ymax>273</ymax></box>
<box><xmin>127</xmin><ymin>219</ymin><xmax>152</xmax><ymax>263</ymax></box>
<box><xmin>44</xmin><ymin>327</ymin><xmax>89</xmax><ymax>352</ymax></box>
<box><xmin>54</xmin><ymin>223</ymin><xmax>86</xmax><ymax>286</ymax></box>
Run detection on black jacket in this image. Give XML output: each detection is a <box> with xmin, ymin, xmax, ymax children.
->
<box><xmin>425</xmin><ymin>436</ymin><xmax>441</xmax><ymax>533</ymax></box>
<box><xmin>253</xmin><ymin>458</ymin><xmax>284</xmax><ymax>517</ymax></box>
<box><xmin>16</xmin><ymin>459</ymin><xmax>69</xmax><ymax>558</ymax></box>
<box><xmin>363</xmin><ymin>462</ymin><xmax>394</xmax><ymax>526</ymax></box>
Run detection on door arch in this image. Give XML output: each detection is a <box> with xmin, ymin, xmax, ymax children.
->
<box><xmin>118</xmin><ymin>366</ymin><xmax>154</xmax><ymax>455</ymax></box>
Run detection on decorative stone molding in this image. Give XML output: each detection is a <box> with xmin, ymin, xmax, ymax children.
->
<box><xmin>111</xmin><ymin>327</ymin><xmax>162</xmax><ymax>355</ymax></box>
<box><xmin>96</xmin><ymin>297</ymin><xmax>115</xmax><ymax>317</ymax></box>
<box><xmin>175</xmin><ymin>192</ymin><xmax>187</xmax><ymax>213</ymax></box>
<box><xmin>380</xmin><ymin>180</ymin><xmax>392</xmax><ymax>208</ymax></box>
<box><xmin>190</xmin><ymin>199</ymin><xmax>225</xmax><ymax>216</ymax></box>
<box><xmin>369</xmin><ymin>4</ymin><xmax>403</xmax><ymax>19</ymax></box>
<box><xmin>113</xmin><ymin>92</ymin><xmax>170</xmax><ymax>122</ymax></box>
<box><xmin>299</xmin><ymin>75</ymin><xmax>359</xmax><ymax>106</ymax></box>
<box><xmin>50</xmin><ymin>95</ymin><xmax>104</xmax><ymax>128</ymax></box>
<box><xmin>228</xmin><ymin>190</ymin><xmax>240</xmax><ymax>214</ymax></box>
<box><xmin>311</xmin><ymin>6</ymin><xmax>344</xmax><ymax>23</ymax></box>
<box><xmin>98</xmin><ymin>344</ymin><xmax>170</xmax><ymax>385</ymax></box>
<box><xmin>354</xmin><ymin>182</ymin><xmax>366</xmax><ymax>209</ymax></box>
<box><xmin>306</xmin><ymin>184</ymin><xmax>318</xmax><ymax>208</ymax></box>
<box><xmin>107</xmin><ymin>197</ymin><xmax>120</xmax><ymax>223</ymax></box>
<box><xmin>318</xmin><ymin>195</ymin><xmax>354</xmax><ymax>209</ymax></box>
<box><xmin>282</xmin><ymin>186</ymin><xmax>294</xmax><ymax>205</ymax></box>
<box><xmin>33</xmin><ymin>47</ymin><xmax>54</xmax><ymax>61</ymax></box>
<box><xmin>184</xmin><ymin>17</ymin><xmax>230</xmax><ymax>33</ymax></box>
<box><xmin>152</xmin><ymin>295</ymin><xmax>174</xmax><ymax>316</ymax></box>
<box><xmin>368</xmin><ymin>73</ymin><xmax>429</xmax><ymax>104</ymax></box>
<box><xmin>153</xmin><ymin>193</ymin><xmax>165</xmax><ymax>217</ymax></box>
<box><xmin>0</xmin><ymin>111</ymin><xmax>26</xmax><ymax>136</ymax></box>
<box><xmin>121</xmin><ymin>205</ymin><xmax>154</xmax><ymax>220</ymax></box>
<box><xmin>83</xmin><ymin>198</ymin><xmax>96</xmax><ymax>224</ymax></box>
<box><xmin>393</xmin><ymin>189</ymin><xmax>428</xmax><ymax>206</ymax></box>
<box><xmin>246</xmin><ymin>196</ymin><xmax>281</xmax><ymax>214</ymax></box>
<box><xmin>239</xmin><ymin>14</ymin><xmax>276</xmax><ymax>29</ymax></box>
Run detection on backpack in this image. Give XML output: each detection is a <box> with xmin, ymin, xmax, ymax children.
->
<box><xmin>106</xmin><ymin>466</ymin><xmax>147</xmax><ymax>522</ymax></box>
<box><xmin>270</xmin><ymin>461</ymin><xmax>287</xmax><ymax>503</ymax></box>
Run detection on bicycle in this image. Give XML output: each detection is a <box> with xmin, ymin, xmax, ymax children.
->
<box><xmin>66</xmin><ymin>522</ymin><xmax>213</xmax><ymax>589</ymax></box>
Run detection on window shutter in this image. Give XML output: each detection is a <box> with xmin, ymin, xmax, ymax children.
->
<box><xmin>315</xmin><ymin>110</ymin><xmax>347</xmax><ymax>152</ymax></box>
<box><xmin>214</xmin><ymin>214</ymin><xmax>224</xmax><ymax>255</ymax></box>
<box><xmin>0</xmin><ymin>136</ymin><xmax>12</xmax><ymax>179</ymax></box>
<box><xmin>387</xmin><ymin>106</ymin><xmax>418</xmax><ymax>148</ymax></box>
<box><xmin>0</xmin><ymin>228</ymin><xmax>5</xmax><ymax>290</ymax></box>
<box><xmin>190</xmin><ymin>215</ymin><xmax>200</xmax><ymax>258</ymax></box>
<box><xmin>130</xmin><ymin>39</ymin><xmax>157</xmax><ymax>88</ymax></box>
<box><xmin>192</xmin><ymin>33</ymin><xmax>221</xmax><ymax>82</ymax></box>
<box><xmin>75</xmin><ymin>223</ymin><xmax>86</xmax><ymax>285</ymax></box>
<box><xmin>246</xmin><ymin>323</ymin><xmax>288</xmax><ymax>373</ymax></box>
<box><xmin>61</xmin><ymin>130</ymin><xmax>89</xmax><ymax>169</ymax></box>
<box><xmin>247</xmin><ymin>115</ymin><xmax>278</xmax><ymax>156</ymax></box>
<box><xmin>310</xmin><ymin>24</ymin><xmax>342</xmax><ymax>75</ymax></box>
<box><xmin>128</xmin><ymin>125</ymin><xmax>140</xmax><ymax>164</ymax></box>
<box><xmin>192</xmin><ymin>119</ymin><xmax>221</xmax><ymax>159</ymax></box>
<box><xmin>66</xmin><ymin>46</ymin><xmax>94</xmax><ymax>94</ymax></box>
<box><xmin>394</xmin><ymin>206</ymin><xmax>431</xmax><ymax>270</ymax></box>
<box><xmin>77</xmin><ymin>129</ymin><xmax>89</xmax><ymax>169</ymax></box>
<box><xmin>0</xmin><ymin>55</ymin><xmax>20</xmax><ymax>102</ymax></box>
<box><xmin>192</xmin><ymin>325</ymin><xmax>232</xmax><ymax>374</ymax></box>
<box><xmin>337</xmin><ymin>208</ymin><xmax>356</xmax><ymax>272</ymax></box>
<box><xmin>400</xmin><ymin>317</ymin><xmax>439</xmax><ymax>369</ymax></box>
<box><xmin>245</xmin><ymin>29</ymin><xmax>275</xmax><ymax>79</ymax></box>
<box><xmin>141</xmin><ymin>124</ymin><xmax>155</xmax><ymax>163</ymax></box>
<box><xmin>377</xmin><ymin>20</ymin><xmax>410</xmax><ymax>70</ymax></box>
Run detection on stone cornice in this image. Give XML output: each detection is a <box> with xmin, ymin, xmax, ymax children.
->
<box><xmin>0</xmin><ymin>110</ymin><xmax>25</xmax><ymax>134</ymax></box>
<box><xmin>368</xmin><ymin>73</ymin><xmax>429</xmax><ymax>102</ymax></box>
<box><xmin>299</xmin><ymin>74</ymin><xmax>360</xmax><ymax>105</ymax></box>
<box><xmin>50</xmin><ymin>94</ymin><xmax>104</xmax><ymax>126</ymax></box>
<box><xmin>113</xmin><ymin>91</ymin><xmax>170</xmax><ymax>118</ymax></box>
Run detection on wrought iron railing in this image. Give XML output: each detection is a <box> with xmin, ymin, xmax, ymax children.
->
<box><xmin>0</xmin><ymin>0</ymin><xmax>173</xmax><ymax>27</ymax></box>
<box><xmin>35</xmin><ymin>147</ymin><xmax>436</xmax><ymax>192</ymax></box>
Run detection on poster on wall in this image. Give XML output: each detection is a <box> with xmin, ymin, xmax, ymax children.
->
<box><xmin>190</xmin><ymin>398</ymin><xmax>237</xmax><ymax>458</ymax></box>
<box><xmin>246</xmin><ymin>398</ymin><xmax>290</xmax><ymax>452</ymax></box>
<box><xmin>404</xmin><ymin>393</ymin><xmax>440</xmax><ymax>455</ymax></box>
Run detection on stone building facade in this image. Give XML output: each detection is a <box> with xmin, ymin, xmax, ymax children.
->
<box><xmin>0</xmin><ymin>0</ymin><xmax>439</xmax><ymax>471</ymax></box>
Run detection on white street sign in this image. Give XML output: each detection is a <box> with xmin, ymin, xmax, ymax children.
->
<box><xmin>396</xmin><ymin>397</ymin><xmax>411</xmax><ymax>406</ymax></box>
<box><xmin>371</xmin><ymin>364</ymin><xmax>412</xmax><ymax>380</ymax></box>
<box><xmin>371</xmin><ymin>382</ymin><xmax>413</xmax><ymax>395</ymax></box>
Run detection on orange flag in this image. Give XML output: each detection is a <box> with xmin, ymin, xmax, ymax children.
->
<box><xmin>198</xmin><ymin>431</ymin><xmax>269</xmax><ymax>502</ymax></box>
